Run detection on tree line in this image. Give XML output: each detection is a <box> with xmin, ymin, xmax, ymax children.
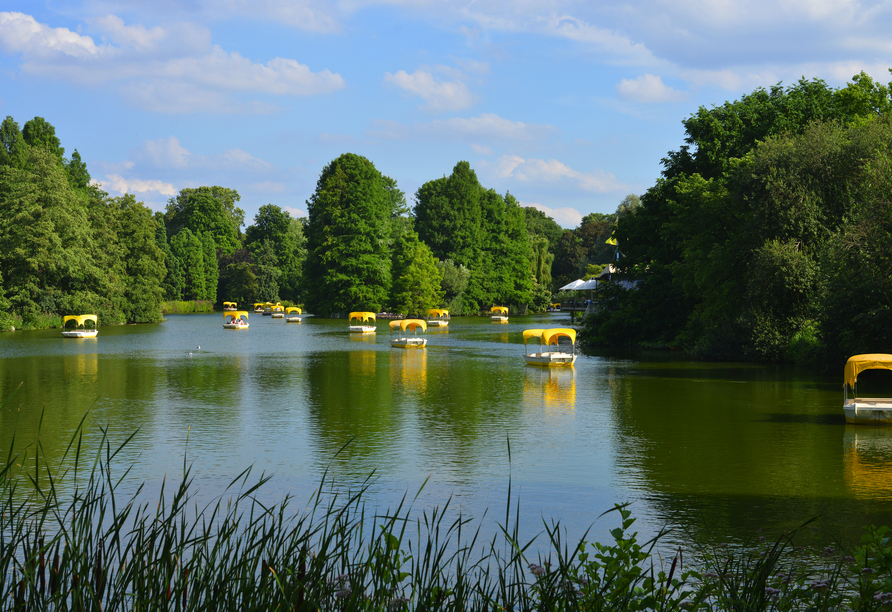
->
<box><xmin>1</xmin><ymin>121</ymin><xmax>628</xmax><ymax>329</ymax></box>
<box><xmin>585</xmin><ymin>71</ymin><xmax>892</xmax><ymax>366</ymax></box>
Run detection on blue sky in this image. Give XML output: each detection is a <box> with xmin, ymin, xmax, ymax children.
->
<box><xmin>2</xmin><ymin>1</ymin><xmax>890</xmax><ymax>228</ymax></box>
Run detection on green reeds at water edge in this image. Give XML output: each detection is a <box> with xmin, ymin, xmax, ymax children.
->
<box><xmin>4</xmin><ymin>407</ymin><xmax>892</xmax><ymax>610</ymax></box>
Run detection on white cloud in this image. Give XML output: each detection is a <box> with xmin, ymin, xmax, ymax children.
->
<box><xmin>210</xmin><ymin>0</ymin><xmax>341</xmax><ymax>33</ymax></box>
<box><xmin>0</xmin><ymin>12</ymin><xmax>345</xmax><ymax>113</ymax></box>
<box><xmin>491</xmin><ymin>155</ymin><xmax>631</xmax><ymax>194</ymax></box>
<box><xmin>0</xmin><ymin>12</ymin><xmax>105</xmax><ymax>58</ymax></box>
<box><xmin>252</xmin><ymin>181</ymin><xmax>287</xmax><ymax>193</ymax></box>
<box><xmin>524</xmin><ymin>202</ymin><xmax>583</xmax><ymax>228</ymax></box>
<box><xmin>98</xmin><ymin>174</ymin><xmax>178</xmax><ymax>197</ymax></box>
<box><xmin>127</xmin><ymin>136</ymin><xmax>276</xmax><ymax>172</ymax></box>
<box><xmin>384</xmin><ymin>69</ymin><xmax>478</xmax><ymax>112</ymax></box>
<box><xmin>616</xmin><ymin>74</ymin><xmax>687</xmax><ymax>103</ymax></box>
<box><xmin>130</xmin><ymin>136</ymin><xmax>191</xmax><ymax>169</ymax></box>
<box><xmin>370</xmin><ymin>113</ymin><xmax>557</xmax><ymax>142</ymax></box>
<box><xmin>89</xmin><ymin>14</ymin><xmax>166</xmax><ymax>51</ymax></box>
<box><xmin>471</xmin><ymin>143</ymin><xmax>492</xmax><ymax>154</ymax></box>
<box><xmin>221</xmin><ymin>149</ymin><xmax>274</xmax><ymax>170</ymax></box>
<box><xmin>283</xmin><ymin>205</ymin><xmax>308</xmax><ymax>218</ymax></box>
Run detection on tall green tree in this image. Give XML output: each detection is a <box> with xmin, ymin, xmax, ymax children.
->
<box><xmin>169</xmin><ymin>228</ymin><xmax>206</xmax><ymax>301</ymax></box>
<box><xmin>0</xmin><ymin>146</ymin><xmax>105</xmax><ymax>321</ymax></box>
<box><xmin>218</xmin><ymin>249</ymin><xmax>257</xmax><ymax>304</ymax></box>
<box><xmin>244</xmin><ymin>204</ymin><xmax>306</xmax><ymax>301</ymax></box>
<box><xmin>254</xmin><ymin>239</ymin><xmax>280</xmax><ymax>303</ymax></box>
<box><xmin>165</xmin><ymin>186</ymin><xmax>244</xmax><ymax>255</ymax></box>
<box><xmin>390</xmin><ymin>231</ymin><xmax>444</xmax><ymax>316</ymax></box>
<box><xmin>0</xmin><ymin>116</ymin><xmax>27</xmax><ymax>169</ymax></box>
<box><xmin>304</xmin><ymin>153</ymin><xmax>393</xmax><ymax>314</ymax></box>
<box><xmin>22</xmin><ymin>117</ymin><xmax>64</xmax><ymax>159</ymax></box>
<box><xmin>201</xmin><ymin>232</ymin><xmax>219</xmax><ymax>303</ymax></box>
<box><xmin>112</xmin><ymin>194</ymin><xmax>167</xmax><ymax>322</ymax></box>
<box><xmin>478</xmin><ymin>190</ymin><xmax>533</xmax><ymax>307</ymax></box>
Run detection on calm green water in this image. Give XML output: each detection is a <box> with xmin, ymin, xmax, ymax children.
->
<box><xmin>1</xmin><ymin>313</ymin><xmax>891</xmax><ymax>549</ymax></box>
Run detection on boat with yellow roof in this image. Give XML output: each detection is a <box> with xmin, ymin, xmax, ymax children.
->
<box><xmin>223</xmin><ymin>311</ymin><xmax>249</xmax><ymax>329</ymax></box>
<box><xmin>844</xmin><ymin>354</ymin><xmax>892</xmax><ymax>423</ymax></box>
<box><xmin>523</xmin><ymin>328</ymin><xmax>577</xmax><ymax>366</ymax></box>
<box><xmin>490</xmin><ymin>306</ymin><xmax>508</xmax><ymax>323</ymax></box>
<box><xmin>271</xmin><ymin>303</ymin><xmax>285</xmax><ymax>319</ymax></box>
<box><xmin>427</xmin><ymin>309</ymin><xmax>449</xmax><ymax>327</ymax></box>
<box><xmin>253</xmin><ymin>302</ymin><xmax>265</xmax><ymax>313</ymax></box>
<box><xmin>390</xmin><ymin>319</ymin><xmax>427</xmax><ymax>348</ymax></box>
<box><xmin>223</xmin><ymin>301</ymin><xmax>237</xmax><ymax>311</ymax></box>
<box><xmin>62</xmin><ymin>315</ymin><xmax>98</xmax><ymax>338</ymax></box>
<box><xmin>348</xmin><ymin>311</ymin><xmax>377</xmax><ymax>333</ymax></box>
<box><xmin>286</xmin><ymin>307</ymin><xmax>302</xmax><ymax>323</ymax></box>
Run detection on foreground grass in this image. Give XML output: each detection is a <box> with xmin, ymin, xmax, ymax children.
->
<box><xmin>4</xmin><ymin>404</ymin><xmax>892</xmax><ymax>609</ymax></box>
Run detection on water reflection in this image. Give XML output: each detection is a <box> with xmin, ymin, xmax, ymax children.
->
<box><xmin>844</xmin><ymin>428</ymin><xmax>892</xmax><ymax>500</ymax></box>
<box><xmin>390</xmin><ymin>348</ymin><xmax>427</xmax><ymax>395</ymax></box>
<box><xmin>523</xmin><ymin>367</ymin><xmax>576</xmax><ymax>415</ymax></box>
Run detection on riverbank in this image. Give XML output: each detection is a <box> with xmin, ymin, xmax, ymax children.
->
<box><xmin>160</xmin><ymin>299</ymin><xmax>215</xmax><ymax>314</ymax></box>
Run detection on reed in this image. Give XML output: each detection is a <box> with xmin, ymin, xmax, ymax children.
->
<box><xmin>2</xmin><ymin>392</ymin><xmax>891</xmax><ymax>610</ymax></box>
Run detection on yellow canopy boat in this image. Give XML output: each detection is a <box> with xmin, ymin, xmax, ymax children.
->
<box><xmin>348</xmin><ymin>311</ymin><xmax>377</xmax><ymax>333</ymax></box>
<box><xmin>490</xmin><ymin>306</ymin><xmax>509</xmax><ymax>323</ymax></box>
<box><xmin>391</xmin><ymin>319</ymin><xmax>427</xmax><ymax>348</ymax></box>
<box><xmin>427</xmin><ymin>309</ymin><xmax>449</xmax><ymax>327</ymax></box>
<box><xmin>271</xmin><ymin>303</ymin><xmax>285</xmax><ymax>318</ymax></box>
<box><xmin>286</xmin><ymin>306</ymin><xmax>302</xmax><ymax>323</ymax></box>
<box><xmin>523</xmin><ymin>327</ymin><xmax>576</xmax><ymax>366</ymax></box>
<box><xmin>62</xmin><ymin>314</ymin><xmax>98</xmax><ymax>338</ymax></box>
<box><xmin>253</xmin><ymin>302</ymin><xmax>265</xmax><ymax>313</ymax></box>
<box><xmin>223</xmin><ymin>301</ymin><xmax>237</xmax><ymax>311</ymax></box>
<box><xmin>844</xmin><ymin>354</ymin><xmax>892</xmax><ymax>424</ymax></box>
<box><xmin>223</xmin><ymin>310</ymin><xmax>249</xmax><ymax>329</ymax></box>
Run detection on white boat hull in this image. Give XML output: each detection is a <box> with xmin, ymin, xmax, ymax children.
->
<box><xmin>524</xmin><ymin>352</ymin><xmax>576</xmax><ymax>367</ymax></box>
<box><xmin>223</xmin><ymin>323</ymin><xmax>249</xmax><ymax>330</ymax></box>
<box><xmin>491</xmin><ymin>316</ymin><xmax>508</xmax><ymax>323</ymax></box>
<box><xmin>272</xmin><ymin>313</ymin><xmax>284</xmax><ymax>318</ymax></box>
<box><xmin>349</xmin><ymin>325</ymin><xmax>376</xmax><ymax>333</ymax></box>
<box><xmin>391</xmin><ymin>337</ymin><xmax>427</xmax><ymax>348</ymax></box>
<box><xmin>428</xmin><ymin>320</ymin><xmax>448</xmax><ymax>327</ymax></box>
<box><xmin>286</xmin><ymin>317</ymin><xmax>302</xmax><ymax>323</ymax></box>
<box><xmin>62</xmin><ymin>330</ymin><xmax>98</xmax><ymax>338</ymax></box>
<box><xmin>844</xmin><ymin>399</ymin><xmax>892</xmax><ymax>424</ymax></box>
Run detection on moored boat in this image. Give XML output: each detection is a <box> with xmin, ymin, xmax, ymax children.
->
<box><xmin>490</xmin><ymin>306</ymin><xmax>508</xmax><ymax>323</ymax></box>
<box><xmin>271</xmin><ymin>303</ymin><xmax>285</xmax><ymax>318</ymax></box>
<box><xmin>427</xmin><ymin>309</ymin><xmax>449</xmax><ymax>327</ymax></box>
<box><xmin>348</xmin><ymin>311</ymin><xmax>377</xmax><ymax>333</ymax></box>
<box><xmin>391</xmin><ymin>319</ymin><xmax>427</xmax><ymax>348</ymax></box>
<box><xmin>523</xmin><ymin>328</ymin><xmax>576</xmax><ymax>367</ymax></box>
<box><xmin>223</xmin><ymin>301</ymin><xmax>237</xmax><ymax>311</ymax></box>
<box><xmin>262</xmin><ymin>302</ymin><xmax>274</xmax><ymax>316</ymax></box>
<box><xmin>253</xmin><ymin>302</ymin><xmax>265</xmax><ymax>313</ymax></box>
<box><xmin>286</xmin><ymin>307</ymin><xmax>302</xmax><ymax>323</ymax></box>
<box><xmin>62</xmin><ymin>315</ymin><xmax>98</xmax><ymax>338</ymax></box>
<box><xmin>844</xmin><ymin>354</ymin><xmax>892</xmax><ymax>424</ymax></box>
<box><xmin>223</xmin><ymin>310</ymin><xmax>249</xmax><ymax>329</ymax></box>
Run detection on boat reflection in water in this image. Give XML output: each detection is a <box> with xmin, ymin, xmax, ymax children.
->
<box><xmin>523</xmin><ymin>366</ymin><xmax>576</xmax><ymax>416</ymax></box>
<box><xmin>390</xmin><ymin>347</ymin><xmax>427</xmax><ymax>395</ymax></box>
<box><xmin>349</xmin><ymin>348</ymin><xmax>377</xmax><ymax>378</ymax></box>
<box><xmin>844</xmin><ymin>427</ymin><xmax>892</xmax><ymax>500</ymax></box>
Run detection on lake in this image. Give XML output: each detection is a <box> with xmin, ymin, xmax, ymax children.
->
<box><xmin>2</xmin><ymin>312</ymin><xmax>891</xmax><ymax>552</ymax></box>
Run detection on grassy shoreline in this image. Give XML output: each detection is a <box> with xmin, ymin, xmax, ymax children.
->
<box><xmin>4</xmin><ymin>405</ymin><xmax>892</xmax><ymax>610</ymax></box>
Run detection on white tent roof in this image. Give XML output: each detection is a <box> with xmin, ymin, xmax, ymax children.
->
<box><xmin>559</xmin><ymin>279</ymin><xmax>586</xmax><ymax>291</ymax></box>
<box><xmin>576</xmin><ymin>278</ymin><xmax>601</xmax><ymax>290</ymax></box>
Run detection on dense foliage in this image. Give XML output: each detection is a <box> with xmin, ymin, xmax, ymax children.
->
<box><xmin>584</xmin><ymin>72</ymin><xmax>892</xmax><ymax>365</ymax></box>
<box><xmin>0</xmin><ymin>116</ymin><xmax>165</xmax><ymax>330</ymax></box>
<box><xmin>0</xmin><ymin>116</ymin><xmax>582</xmax><ymax>329</ymax></box>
